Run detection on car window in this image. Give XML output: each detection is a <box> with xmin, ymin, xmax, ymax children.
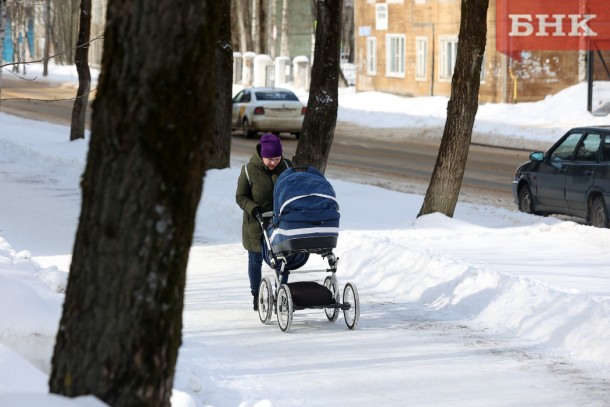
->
<box><xmin>254</xmin><ymin>91</ymin><xmax>299</xmax><ymax>101</ymax></box>
<box><xmin>574</xmin><ymin>133</ymin><xmax>602</xmax><ymax>162</ymax></box>
<box><xmin>232</xmin><ymin>90</ymin><xmax>244</xmax><ymax>103</ymax></box>
<box><xmin>603</xmin><ymin>135</ymin><xmax>610</xmax><ymax>162</ymax></box>
<box><xmin>549</xmin><ymin>132</ymin><xmax>582</xmax><ymax>162</ymax></box>
<box><xmin>241</xmin><ymin>91</ymin><xmax>251</xmax><ymax>103</ymax></box>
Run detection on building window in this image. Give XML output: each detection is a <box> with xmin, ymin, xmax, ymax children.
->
<box><xmin>416</xmin><ymin>37</ymin><xmax>427</xmax><ymax>80</ymax></box>
<box><xmin>375</xmin><ymin>4</ymin><xmax>388</xmax><ymax>31</ymax></box>
<box><xmin>439</xmin><ymin>36</ymin><xmax>458</xmax><ymax>81</ymax></box>
<box><xmin>366</xmin><ymin>37</ymin><xmax>377</xmax><ymax>75</ymax></box>
<box><xmin>386</xmin><ymin>34</ymin><xmax>405</xmax><ymax>78</ymax></box>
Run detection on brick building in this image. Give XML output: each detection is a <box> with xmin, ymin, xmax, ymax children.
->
<box><xmin>354</xmin><ymin>0</ymin><xmax>609</xmax><ymax>104</ymax></box>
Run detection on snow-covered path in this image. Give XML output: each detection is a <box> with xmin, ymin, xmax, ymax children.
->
<box><xmin>179</xmin><ymin>244</ymin><xmax>607</xmax><ymax>406</ymax></box>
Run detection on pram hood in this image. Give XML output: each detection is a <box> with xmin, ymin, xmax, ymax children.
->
<box><xmin>268</xmin><ymin>167</ymin><xmax>340</xmax><ymax>255</ymax></box>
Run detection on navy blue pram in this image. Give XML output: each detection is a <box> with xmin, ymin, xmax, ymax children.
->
<box><xmin>262</xmin><ymin>166</ymin><xmax>339</xmax><ymax>270</ymax></box>
<box><xmin>257</xmin><ymin>167</ymin><xmax>359</xmax><ymax>333</ymax></box>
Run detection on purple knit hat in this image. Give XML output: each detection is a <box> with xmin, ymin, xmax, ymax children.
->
<box><xmin>259</xmin><ymin>133</ymin><xmax>283</xmax><ymax>158</ymax></box>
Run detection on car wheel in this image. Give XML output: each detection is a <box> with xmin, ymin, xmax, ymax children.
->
<box><xmin>242</xmin><ymin>118</ymin><xmax>254</xmax><ymax>139</ymax></box>
<box><xmin>518</xmin><ymin>184</ymin><xmax>534</xmax><ymax>214</ymax></box>
<box><xmin>293</xmin><ymin>132</ymin><xmax>300</xmax><ymax>140</ymax></box>
<box><xmin>589</xmin><ymin>196</ymin><xmax>609</xmax><ymax>228</ymax></box>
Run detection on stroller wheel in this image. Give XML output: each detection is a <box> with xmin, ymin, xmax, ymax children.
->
<box><xmin>276</xmin><ymin>284</ymin><xmax>293</xmax><ymax>332</ymax></box>
<box><xmin>343</xmin><ymin>283</ymin><xmax>360</xmax><ymax>330</ymax></box>
<box><xmin>323</xmin><ymin>276</ymin><xmax>339</xmax><ymax>322</ymax></box>
<box><xmin>258</xmin><ymin>277</ymin><xmax>274</xmax><ymax>324</ymax></box>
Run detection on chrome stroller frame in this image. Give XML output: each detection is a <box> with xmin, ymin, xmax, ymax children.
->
<box><xmin>257</xmin><ymin>214</ymin><xmax>360</xmax><ymax>333</ymax></box>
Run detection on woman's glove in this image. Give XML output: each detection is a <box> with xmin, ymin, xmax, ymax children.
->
<box><xmin>252</xmin><ymin>207</ymin><xmax>263</xmax><ymax>222</ymax></box>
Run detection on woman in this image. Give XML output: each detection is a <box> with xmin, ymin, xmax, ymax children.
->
<box><xmin>235</xmin><ymin>133</ymin><xmax>292</xmax><ymax>311</ymax></box>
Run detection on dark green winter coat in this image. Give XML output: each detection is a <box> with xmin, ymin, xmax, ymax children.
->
<box><xmin>236</xmin><ymin>146</ymin><xmax>292</xmax><ymax>252</ymax></box>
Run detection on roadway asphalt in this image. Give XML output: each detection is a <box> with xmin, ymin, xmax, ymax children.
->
<box><xmin>1</xmin><ymin>75</ymin><xmax>529</xmax><ymax>209</ymax></box>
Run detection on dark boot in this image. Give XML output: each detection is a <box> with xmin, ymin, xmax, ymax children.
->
<box><xmin>253</xmin><ymin>293</ymin><xmax>259</xmax><ymax>311</ymax></box>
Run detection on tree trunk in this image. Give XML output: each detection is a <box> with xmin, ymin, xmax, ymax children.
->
<box><xmin>6</xmin><ymin>1</ymin><xmax>22</xmax><ymax>72</ymax></box>
<box><xmin>208</xmin><ymin>0</ymin><xmax>232</xmax><ymax>170</ymax></box>
<box><xmin>418</xmin><ymin>0</ymin><xmax>489</xmax><ymax>218</ymax></box>
<box><xmin>235</xmin><ymin>0</ymin><xmax>251</xmax><ymax>53</ymax></box>
<box><xmin>266</xmin><ymin>0</ymin><xmax>275</xmax><ymax>59</ymax></box>
<box><xmin>70</xmin><ymin>0</ymin><xmax>91</xmax><ymax>141</ymax></box>
<box><xmin>0</xmin><ymin>0</ymin><xmax>5</xmax><ymax>108</ymax></box>
<box><xmin>49</xmin><ymin>1</ymin><xmax>220</xmax><ymax>406</ymax></box>
<box><xmin>280</xmin><ymin>0</ymin><xmax>288</xmax><ymax>57</ymax></box>
<box><xmin>43</xmin><ymin>0</ymin><xmax>51</xmax><ymax>76</ymax></box>
<box><xmin>251</xmin><ymin>0</ymin><xmax>260</xmax><ymax>53</ymax></box>
<box><xmin>53</xmin><ymin>0</ymin><xmax>80</xmax><ymax>65</ymax></box>
<box><xmin>291</xmin><ymin>0</ymin><xmax>343</xmax><ymax>174</ymax></box>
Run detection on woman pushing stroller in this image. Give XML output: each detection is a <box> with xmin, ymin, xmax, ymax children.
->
<box><xmin>235</xmin><ymin>133</ymin><xmax>292</xmax><ymax>311</ymax></box>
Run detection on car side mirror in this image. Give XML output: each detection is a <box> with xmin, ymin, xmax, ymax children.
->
<box><xmin>530</xmin><ymin>151</ymin><xmax>544</xmax><ymax>162</ymax></box>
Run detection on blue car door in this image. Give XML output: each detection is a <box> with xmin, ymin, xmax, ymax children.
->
<box><xmin>536</xmin><ymin>132</ymin><xmax>582</xmax><ymax>211</ymax></box>
<box><xmin>565</xmin><ymin>133</ymin><xmax>602</xmax><ymax>217</ymax></box>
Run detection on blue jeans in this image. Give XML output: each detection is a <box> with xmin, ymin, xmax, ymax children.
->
<box><xmin>248</xmin><ymin>251</ymin><xmax>263</xmax><ymax>296</ymax></box>
<box><xmin>248</xmin><ymin>250</ymin><xmax>288</xmax><ymax>295</ymax></box>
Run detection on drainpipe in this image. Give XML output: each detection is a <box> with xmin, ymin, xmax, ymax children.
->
<box><xmin>430</xmin><ymin>23</ymin><xmax>435</xmax><ymax>97</ymax></box>
<box><xmin>509</xmin><ymin>61</ymin><xmax>518</xmax><ymax>103</ymax></box>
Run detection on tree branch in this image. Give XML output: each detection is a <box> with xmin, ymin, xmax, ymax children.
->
<box><xmin>0</xmin><ymin>33</ymin><xmax>104</xmax><ymax>70</ymax></box>
<box><xmin>0</xmin><ymin>87</ymin><xmax>97</xmax><ymax>103</ymax></box>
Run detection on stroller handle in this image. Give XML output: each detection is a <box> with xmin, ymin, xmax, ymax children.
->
<box><xmin>259</xmin><ymin>217</ymin><xmax>276</xmax><ymax>268</ymax></box>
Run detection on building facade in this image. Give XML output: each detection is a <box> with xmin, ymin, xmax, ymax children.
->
<box><xmin>354</xmin><ymin>0</ymin><xmax>598</xmax><ymax>103</ymax></box>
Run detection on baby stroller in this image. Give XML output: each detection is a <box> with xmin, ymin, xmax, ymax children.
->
<box><xmin>256</xmin><ymin>166</ymin><xmax>360</xmax><ymax>333</ymax></box>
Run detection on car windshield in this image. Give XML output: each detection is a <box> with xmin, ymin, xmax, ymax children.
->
<box><xmin>549</xmin><ymin>133</ymin><xmax>582</xmax><ymax>162</ymax></box>
<box><xmin>255</xmin><ymin>91</ymin><xmax>299</xmax><ymax>101</ymax></box>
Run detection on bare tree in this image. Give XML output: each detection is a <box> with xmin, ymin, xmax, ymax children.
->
<box><xmin>69</xmin><ymin>0</ymin><xmax>91</xmax><ymax>141</ymax></box>
<box><xmin>5</xmin><ymin>0</ymin><xmax>26</xmax><ymax>73</ymax></box>
<box><xmin>233</xmin><ymin>0</ymin><xmax>252</xmax><ymax>53</ymax></box>
<box><xmin>291</xmin><ymin>0</ymin><xmax>343</xmax><ymax>173</ymax></box>
<box><xmin>342</xmin><ymin>0</ymin><xmax>354</xmax><ymax>62</ymax></box>
<box><xmin>49</xmin><ymin>1</ymin><xmax>220</xmax><ymax>406</ymax></box>
<box><xmin>279</xmin><ymin>0</ymin><xmax>288</xmax><ymax>56</ymax></box>
<box><xmin>266</xmin><ymin>0</ymin><xmax>275</xmax><ymax>59</ymax></box>
<box><xmin>0</xmin><ymin>0</ymin><xmax>4</xmax><ymax>49</ymax></box>
<box><xmin>43</xmin><ymin>0</ymin><xmax>51</xmax><ymax>76</ymax></box>
<box><xmin>208</xmin><ymin>0</ymin><xmax>232</xmax><ymax>169</ymax></box>
<box><xmin>0</xmin><ymin>0</ymin><xmax>5</xmax><ymax>107</ymax></box>
<box><xmin>418</xmin><ymin>0</ymin><xmax>489</xmax><ymax>218</ymax></box>
<box><xmin>52</xmin><ymin>0</ymin><xmax>80</xmax><ymax>65</ymax></box>
<box><xmin>251</xmin><ymin>0</ymin><xmax>260</xmax><ymax>53</ymax></box>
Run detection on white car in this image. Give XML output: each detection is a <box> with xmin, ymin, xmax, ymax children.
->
<box><xmin>231</xmin><ymin>87</ymin><xmax>306</xmax><ymax>139</ymax></box>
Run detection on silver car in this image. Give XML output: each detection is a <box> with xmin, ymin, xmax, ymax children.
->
<box><xmin>231</xmin><ymin>87</ymin><xmax>306</xmax><ymax>139</ymax></box>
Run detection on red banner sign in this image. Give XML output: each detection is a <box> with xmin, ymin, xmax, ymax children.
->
<box><xmin>496</xmin><ymin>0</ymin><xmax>610</xmax><ymax>55</ymax></box>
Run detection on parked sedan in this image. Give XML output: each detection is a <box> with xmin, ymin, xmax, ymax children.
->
<box><xmin>231</xmin><ymin>87</ymin><xmax>306</xmax><ymax>139</ymax></box>
<box><xmin>512</xmin><ymin>126</ymin><xmax>610</xmax><ymax>227</ymax></box>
